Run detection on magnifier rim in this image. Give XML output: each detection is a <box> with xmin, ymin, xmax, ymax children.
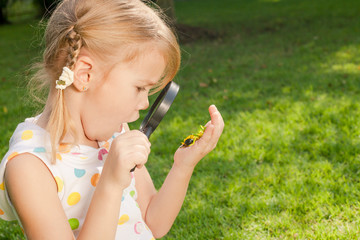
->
<box><xmin>140</xmin><ymin>81</ymin><xmax>179</xmax><ymax>135</ymax></box>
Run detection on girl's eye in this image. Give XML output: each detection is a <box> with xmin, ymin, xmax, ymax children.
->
<box><xmin>137</xmin><ymin>87</ymin><xmax>146</xmax><ymax>92</ymax></box>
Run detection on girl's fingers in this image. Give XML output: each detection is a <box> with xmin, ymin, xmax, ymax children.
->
<box><xmin>132</xmin><ymin>152</ymin><xmax>148</xmax><ymax>165</ymax></box>
<box><xmin>110</xmin><ymin>131</ymin><xmax>151</xmax><ymax>171</ymax></box>
<box><xmin>198</xmin><ymin>124</ymin><xmax>214</xmax><ymax>145</ymax></box>
<box><xmin>131</xmin><ymin>144</ymin><xmax>151</xmax><ymax>156</ymax></box>
<box><xmin>204</xmin><ymin>120</ymin><xmax>211</xmax><ymax>128</ymax></box>
<box><xmin>196</xmin><ymin>105</ymin><xmax>224</xmax><ymax>147</ymax></box>
<box><xmin>209</xmin><ymin>105</ymin><xmax>224</xmax><ymax>128</ymax></box>
<box><xmin>121</xmin><ymin>130</ymin><xmax>151</xmax><ymax>143</ymax></box>
<box><xmin>208</xmin><ymin>105</ymin><xmax>224</xmax><ymax>139</ymax></box>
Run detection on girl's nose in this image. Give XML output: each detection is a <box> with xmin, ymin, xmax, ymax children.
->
<box><xmin>138</xmin><ymin>95</ymin><xmax>149</xmax><ymax>110</ymax></box>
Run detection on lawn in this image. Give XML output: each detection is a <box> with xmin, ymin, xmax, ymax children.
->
<box><xmin>1</xmin><ymin>0</ymin><xmax>360</xmax><ymax>239</ymax></box>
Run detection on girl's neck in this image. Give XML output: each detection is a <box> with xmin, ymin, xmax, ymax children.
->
<box><xmin>37</xmin><ymin>102</ymin><xmax>99</xmax><ymax>149</ymax></box>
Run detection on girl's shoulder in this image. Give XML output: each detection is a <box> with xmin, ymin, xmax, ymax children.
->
<box><xmin>1</xmin><ymin>116</ymin><xmax>45</xmax><ymax>157</ymax></box>
<box><xmin>3</xmin><ymin>116</ymin><xmax>52</xmax><ymax>165</ymax></box>
<box><xmin>0</xmin><ymin>116</ymin><xmax>56</xmax><ymax>221</ymax></box>
<box><xmin>8</xmin><ymin>116</ymin><xmax>49</xmax><ymax>147</ymax></box>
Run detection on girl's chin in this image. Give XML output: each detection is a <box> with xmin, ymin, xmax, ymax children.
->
<box><xmin>127</xmin><ymin>113</ymin><xmax>140</xmax><ymax>123</ymax></box>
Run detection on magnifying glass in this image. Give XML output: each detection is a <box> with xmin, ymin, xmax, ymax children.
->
<box><xmin>130</xmin><ymin>81</ymin><xmax>180</xmax><ymax>172</ymax></box>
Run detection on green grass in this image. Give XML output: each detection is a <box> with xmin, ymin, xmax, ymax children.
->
<box><xmin>1</xmin><ymin>0</ymin><xmax>360</xmax><ymax>239</ymax></box>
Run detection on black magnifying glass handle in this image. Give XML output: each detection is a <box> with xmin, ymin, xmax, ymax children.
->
<box><xmin>143</xmin><ymin>126</ymin><xmax>153</xmax><ymax>139</ymax></box>
<box><xmin>130</xmin><ymin>165</ymin><xmax>137</xmax><ymax>172</ymax></box>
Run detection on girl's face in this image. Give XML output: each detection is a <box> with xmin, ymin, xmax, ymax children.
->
<box><xmin>81</xmin><ymin>48</ymin><xmax>166</xmax><ymax>142</ymax></box>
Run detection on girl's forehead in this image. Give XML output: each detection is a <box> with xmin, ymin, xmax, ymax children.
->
<box><xmin>127</xmin><ymin>44</ymin><xmax>166</xmax><ymax>63</ymax></box>
<box><xmin>109</xmin><ymin>48</ymin><xmax>165</xmax><ymax>76</ymax></box>
<box><xmin>113</xmin><ymin>47</ymin><xmax>166</xmax><ymax>70</ymax></box>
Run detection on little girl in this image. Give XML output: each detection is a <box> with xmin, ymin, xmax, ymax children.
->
<box><xmin>0</xmin><ymin>0</ymin><xmax>224</xmax><ymax>239</ymax></box>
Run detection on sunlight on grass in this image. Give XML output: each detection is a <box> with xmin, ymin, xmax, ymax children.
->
<box><xmin>319</xmin><ymin>45</ymin><xmax>360</xmax><ymax>75</ymax></box>
<box><xmin>330</xmin><ymin>63</ymin><xmax>359</xmax><ymax>74</ymax></box>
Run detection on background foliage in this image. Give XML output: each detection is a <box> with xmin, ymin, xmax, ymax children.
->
<box><xmin>1</xmin><ymin>0</ymin><xmax>360</xmax><ymax>239</ymax></box>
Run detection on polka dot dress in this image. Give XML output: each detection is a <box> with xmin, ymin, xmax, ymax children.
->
<box><xmin>0</xmin><ymin>117</ymin><xmax>155</xmax><ymax>239</ymax></box>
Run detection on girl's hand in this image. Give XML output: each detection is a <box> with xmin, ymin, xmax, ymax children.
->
<box><xmin>174</xmin><ymin>105</ymin><xmax>224</xmax><ymax>170</ymax></box>
<box><xmin>102</xmin><ymin>130</ymin><xmax>151</xmax><ymax>189</ymax></box>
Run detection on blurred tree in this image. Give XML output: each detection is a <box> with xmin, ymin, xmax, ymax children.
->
<box><xmin>35</xmin><ymin>0</ymin><xmax>59</xmax><ymax>17</ymax></box>
<box><xmin>155</xmin><ymin>0</ymin><xmax>176</xmax><ymax>23</ymax></box>
<box><xmin>0</xmin><ymin>0</ymin><xmax>9</xmax><ymax>24</ymax></box>
<box><xmin>153</xmin><ymin>0</ymin><xmax>220</xmax><ymax>44</ymax></box>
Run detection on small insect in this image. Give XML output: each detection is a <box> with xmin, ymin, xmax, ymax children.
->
<box><xmin>181</xmin><ymin>125</ymin><xmax>206</xmax><ymax>147</ymax></box>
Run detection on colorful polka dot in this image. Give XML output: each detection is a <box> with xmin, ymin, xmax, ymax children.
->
<box><xmin>21</xmin><ymin>130</ymin><xmax>33</xmax><ymax>140</ymax></box>
<box><xmin>68</xmin><ymin>218</ymin><xmax>79</xmax><ymax>230</ymax></box>
<box><xmin>102</xmin><ymin>141</ymin><xmax>110</xmax><ymax>150</ymax></box>
<box><xmin>134</xmin><ymin>221</ymin><xmax>144</xmax><ymax>234</ymax></box>
<box><xmin>7</xmin><ymin>152</ymin><xmax>19</xmax><ymax>161</ymax></box>
<box><xmin>74</xmin><ymin>169</ymin><xmax>86</xmax><ymax>178</ymax></box>
<box><xmin>54</xmin><ymin>177</ymin><xmax>64</xmax><ymax>192</ymax></box>
<box><xmin>118</xmin><ymin>214</ymin><xmax>129</xmax><ymax>225</ymax></box>
<box><xmin>34</xmin><ymin>147</ymin><xmax>46</xmax><ymax>153</ymax></box>
<box><xmin>0</xmin><ymin>182</ymin><xmax>4</xmax><ymax>190</ymax></box>
<box><xmin>58</xmin><ymin>144</ymin><xmax>71</xmax><ymax>153</ymax></box>
<box><xmin>0</xmin><ymin>208</ymin><xmax>4</xmax><ymax>215</ymax></box>
<box><xmin>67</xmin><ymin>192</ymin><xmax>81</xmax><ymax>206</ymax></box>
<box><xmin>91</xmin><ymin>173</ymin><xmax>100</xmax><ymax>187</ymax></box>
<box><xmin>130</xmin><ymin>190</ymin><xmax>135</xmax><ymax>198</ymax></box>
<box><xmin>98</xmin><ymin>148</ymin><xmax>108</xmax><ymax>161</ymax></box>
<box><xmin>56</xmin><ymin>153</ymin><xmax>62</xmax><ymax>161</ymax></box>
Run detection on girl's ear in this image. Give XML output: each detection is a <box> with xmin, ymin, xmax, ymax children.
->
<box><xmin>72</xmin><ymin>55</ymin><xmax>93</xmax><ymax>92</ymax></box>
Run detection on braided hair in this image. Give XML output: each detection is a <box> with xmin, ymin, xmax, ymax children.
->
<box><xmin>65</xmin><ymin>28</ymin><xmax>82</xmax><ymax>70</ymax></box>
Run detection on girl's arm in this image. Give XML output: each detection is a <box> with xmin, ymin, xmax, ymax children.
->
<box><xmin>5</xmin><ymin>154</ymin><xmax>75</xmax><ymax>239</ymax></box>
<box><xmin>135</xmin><ymin>161</ymin><xmax>194</xmax><ymax>238</ymax></box>
<box><xmin>136</xmin><ymin>105</ymin><xmax>224</xmax><ymax>238</ymax></box>
<box><xmin>5</xmin><ymin>130</ymin><xmax>150</xmax><ymax>239</ymax></box>
<box><xmin>5</xmin><ymin>154</ymin><xmax>126</xmax><ymax>240</ymax></box>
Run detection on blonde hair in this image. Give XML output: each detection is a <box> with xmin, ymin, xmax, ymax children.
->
<box><xmin>30</xmin><ymin>0</ymin><xmax>181</xmax><ymax>163</ymax></box>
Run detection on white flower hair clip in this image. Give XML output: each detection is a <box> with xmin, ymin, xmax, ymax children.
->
<box><xmin>55</xmin><ymin>67</ymin><xmax>74</xmax><ymax>90</ymax></box>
